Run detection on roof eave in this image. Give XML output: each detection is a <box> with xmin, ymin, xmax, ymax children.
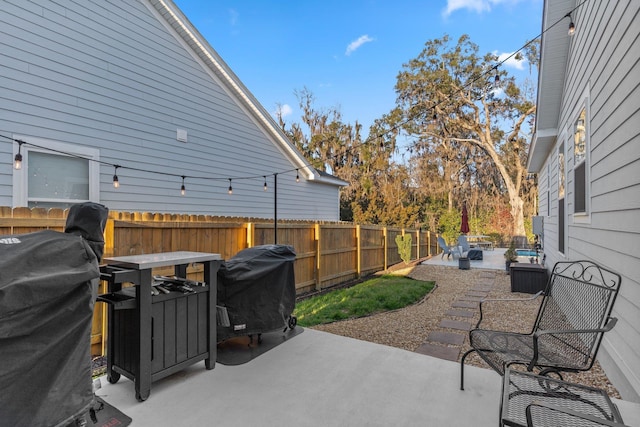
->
<box><xmin>528</xmin><ymin>128</ymin><xmax>558</xmax><ymax>172</ymax></box>
<box><xmin>529</xmin><ymin>0</ymin><xmax>574</xmax><ymax>172</ymax></box>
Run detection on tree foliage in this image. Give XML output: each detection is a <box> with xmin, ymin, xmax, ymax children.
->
<box><xmin>279</xmin><ymin>34</ymin><xmax>539</xmax><ymax>242</ymax></box>
<box><xmin>393</xmin><ymin>34</ymin><xmax>538</xmax><ymax>237</ymax></box>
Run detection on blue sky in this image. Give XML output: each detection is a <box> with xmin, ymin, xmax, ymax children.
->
<box><xmin>172</xmin><ymin>0</ymin><xmax>543</xmax><ymax>137</ymax></box>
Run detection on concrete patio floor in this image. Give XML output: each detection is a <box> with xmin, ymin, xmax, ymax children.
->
<box><xmin>96</xmin><ymin>328</ymin><xmax>505</xmax><ymax>426</ymax></box>
<box><xmin>94</xmin><ymin>250</ymin><xmax>640</xmax><ymax>426</ymax></box>
<box><xmin>95</xmin><ymin>327</ymin><xmax>640</xmax><ymax>426</ymax></box>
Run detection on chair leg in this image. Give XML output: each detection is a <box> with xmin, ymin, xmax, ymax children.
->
<box><xmin>460</xmin><ymin>348</ymin><xmax>476</xmax><ymax>390</ymax></box>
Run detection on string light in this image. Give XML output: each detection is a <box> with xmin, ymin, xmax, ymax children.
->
<box><xmin>14</xmin><ymin>140</ymin><xmax>24</xmax><ymax>170</ymax></box>
<box><xmin>113</xmin><ymin>165</ymin><xmax>120</xmax><ymax>188</ymax></box>
<box><xmin>7</xmin><ymin>135</ymin><xmax>303</xmax><ymax>196</ymax></box>
<box><xmin>568</xmin><ymin>17</ymin><xmax>575</xmax><ymax>36</ymax></box>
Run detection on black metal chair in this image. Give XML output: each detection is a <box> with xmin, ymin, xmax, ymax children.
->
<box><xmin>500</xmin><ymin>368</ymin><xmax>629</xmax><ymax>427</ymax></box>
<box><xmin>460</xmin><ymin>260</ymin><xmax>621</xmax><ymax>390</ymax></box>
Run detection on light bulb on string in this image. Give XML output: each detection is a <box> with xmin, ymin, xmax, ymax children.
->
<box><xmin>490</xmin><ymin>63</ymin><xmax>500</xmax><ymax>84</ymax></box>
<box><xmin>113</xmin><ymin>165</ymin><xmax>120</xmax><ymax>188</ymax></box>
<box><xmin>566</xmin><ymin>13</ymin><xmax>575</xmax><ymax>36</ymax></box>
<box><xmin>295</xmin><ymin>169</ymin><xmax>300</xmax><ymax>183</ymax></box>
<box><xmin>263</xmin><ymin>176</ymin><xmax>268</xmax><ymax>191</ymax></box>
<box><xmin>180</xmin><ymin>176</ymin><xmax>186</xmax><ymax>196</ymax></box>
<box><xmin>14</xmin><ymin>141</ymin><xmax>24</xmax><ymax>170</ymax></box>
<box><xmin>228</xmin><ymin>178</ymin><xmax>233</xmax><ymax>195</ymax></box>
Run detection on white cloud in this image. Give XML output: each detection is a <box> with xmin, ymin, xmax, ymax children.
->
<box><xmin>345</xmin><ymin>35</ymin><xmax>374</xmax><ymax>56</ymax></box>
<box><xmin>490</xmin><ymin>86</ymin><xmax>505</xmax><ymax>98</ymax></box>
<box><xmin>496</xmin><ymin>51</ymin><xmax>526</xmax><ymax>70</ymax></box>
<box><xmin>275</xmin><ymin>104</ymin><xmax>293</xmax><ymax>118</ymax></box>
<box><xmin>443</xmin><ymin>0</ymin><xmax>523</xmax><ymax>17</ymax></box>
<box><xmin>444</xmin><ymin>0</ymin><xmax>490</xmax><ymax>16</ymax></box>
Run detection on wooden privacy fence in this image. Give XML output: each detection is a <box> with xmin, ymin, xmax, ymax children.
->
<box><xmin>0</xmin><ymin>207</ymin><xmax>440</xmax><ymax>355</ymax></box>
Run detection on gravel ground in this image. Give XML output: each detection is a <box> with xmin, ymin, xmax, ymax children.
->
<box><xmin>312</xmin><ymin>262</ymin><xmax>621</xmax><ymax>399</ymax></box>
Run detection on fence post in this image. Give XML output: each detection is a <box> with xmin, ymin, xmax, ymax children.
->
<box><xmin>103</xmin><ymin>218</ymin><xmax>115</xmax><ymax>258</ymax></box>
<box><xmin>416</xmin><ymin>228</ymin><xmax>420</xmax><ymax>260</ymax></box>
<box><xmin>100</xmin><ymin>218</ymin><xmax>115</xmax><ymax>355</ymax></box>
<box><xmin>315</xmin><ymin>223</ymin><xmax>321</xmax><ymax>291</ymax></box>
<box><xmin>246</xmin><ymin>222</ymin><xmax>254</xmax><ymax>248</ymax></box>
<box><xmin>383</xmin><ymin>227</ymin><xmax>388</xmax><ymax>270</ymax></box>
<box><xmin>356</xmin><ymin>224</ymin><xmax>361</xmax><ymax>278</ymax></box>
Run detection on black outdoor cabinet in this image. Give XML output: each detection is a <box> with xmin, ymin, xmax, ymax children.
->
<box><xmin>98</xmin><ymin>251</ymin><xmax>221</xmax><ymax>401</ymax></box>
<box><xmin>510</xmin><ymin>262</ymin><xmax>548</xmax><ymax>294</ymax></box>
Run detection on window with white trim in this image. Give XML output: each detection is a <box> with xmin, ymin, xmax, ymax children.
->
<box><xmin>558</xmin><ymin>142</ymin><xmax>565</xmax><ymax>254</ymax></box>
<box><xmin>13</xmin><ymin>137</ymin><xmax>100</xmax><ymax>208</ymax></box>
<box><xmin>573</xmin><ymin>106</ymin><xmax>588</xmax><ymax>214</ymax></box>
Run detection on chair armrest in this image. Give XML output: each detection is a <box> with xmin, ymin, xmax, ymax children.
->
<box><xmin>475</xmin><ymin>291</ymin><xmax>544</xmax><ymax>328</ymax></box>
<box><xmin>533</xmin><ymin>317</ymin><xmax>618</xmax><ymax>338</ymax></box>
<box><xmin>528</xmin><ymin>318</ymin><xmax>618</xmax><ymax>369</ymax></box>
<box><xmin>525</xmin><ymin>401</ymin><xmax>629</xmax><ymax>427</ymax></box>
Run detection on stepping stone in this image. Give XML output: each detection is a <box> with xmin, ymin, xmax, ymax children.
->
<box><xmin>471</xmin><ymin>285</ymin><xmax>492</xmax><ymax>292</ymax></box>
<box><xmin>427</xmin><ymin>331</ymin><xmax>465</xmax><ymax>346</ymax></box>
<box><xmin>445</xmin><ymin>309</ymin><xmax>475</xmax><ymax>318</ymax></box>
<box><xmin>452</xmin><ymin>300</ymin><xmax>478</xmax><ymax>309</ymax></box>
<box><xmin>459</xmin><ymin>296</ymin><xmax>483</xmax><ymax>302</ymax></box>
<box><xmin>415</xmin><ymin>343</ymin><xmax>460</xmax><ymax>361</ymax></box>
<box><xmin>475</xmin><ymin>280</ymin><xmax>494</xmax><ymax>286</ymax></box>
<box><xmin>439</xmin><ymin>319</ymin><xmax>472</xmax><ymax>331</ymax></box>
<box><xmin>466</xmin><ymin>291</ymin><xmax>488</xmax><ymax>297</ymax></box>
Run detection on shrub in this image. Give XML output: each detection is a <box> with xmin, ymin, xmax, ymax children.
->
<box><xmin>395</xmin><ymin>234</ymin><xmax>412</xmax><ymax>264</ymax></box>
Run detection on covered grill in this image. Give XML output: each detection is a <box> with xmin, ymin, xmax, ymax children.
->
<box><xmin>0</xmin><ymin>202</ymin><xmax>107</xmax><ymax>427</ymax></box>
<box><xmin>217</xmin><ymin>244</ymin><xmax>297</xmax><ymax>342</ymax></box>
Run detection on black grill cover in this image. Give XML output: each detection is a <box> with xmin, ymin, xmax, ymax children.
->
<box><xmin>217</xmin><ymin>245</ymin><xmax>296</xmax><ymax>341</ymax></box>
<box><xmin>0</xmin><ymin>203</ymin><xmax>107</xmax><ymax>427</ymax></box>
<box><xmin>64</xmin><ymin>202</ymin><xmax>109</xmax><ymax>261</ymax></box>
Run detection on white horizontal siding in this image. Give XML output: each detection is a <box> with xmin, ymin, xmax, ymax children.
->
<box><xmin>538</xmin><ymin>0</ymin><xmax>640</xmax><ymax>401</ymax></box>
<box><xmin>0</xmin><ymin>0</ymin><xmax>341</xmax><ymax>220</ymax></box>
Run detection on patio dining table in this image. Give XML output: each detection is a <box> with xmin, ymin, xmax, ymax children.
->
<box><xmin>465</xmin><ymin>235</ymin><xmax>493</xmax><ymax>250</ymax></box>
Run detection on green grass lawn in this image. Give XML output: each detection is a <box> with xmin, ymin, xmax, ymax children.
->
<box><xmin>293</xmin><ymin>275</ymin><xmax>435</xmax><ymax>327</ymax></box>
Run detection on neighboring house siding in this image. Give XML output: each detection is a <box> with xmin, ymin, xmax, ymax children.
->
<box><xmin>0</xmin><ymin>0</ymin><xmax>342</xmax><ymax>220</ymax></box>
<box><xmin>533</xmin><ymin>1</ymin><xmax>640</xmax><ymax>401</ymax></box>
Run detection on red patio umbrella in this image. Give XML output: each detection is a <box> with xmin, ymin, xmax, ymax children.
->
<box><xmin>460</xmin><ymin>203</ymin><xmax>470</xmax><ymax>234</ymax></box>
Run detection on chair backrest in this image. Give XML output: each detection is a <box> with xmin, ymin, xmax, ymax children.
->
<box><xmin>533</xmin><ymin>260</ymin><xmax>621</xmax><ymax>370</ymax></box>
<box><xmin>458</xmin><ymin>235</ymin><xmax>471</xmax><ymax>252</ymax></box>
<box><xmin>437</xmin><ymin>237</ymin><xmax>450</xmax><ymax>252</ymax></box>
